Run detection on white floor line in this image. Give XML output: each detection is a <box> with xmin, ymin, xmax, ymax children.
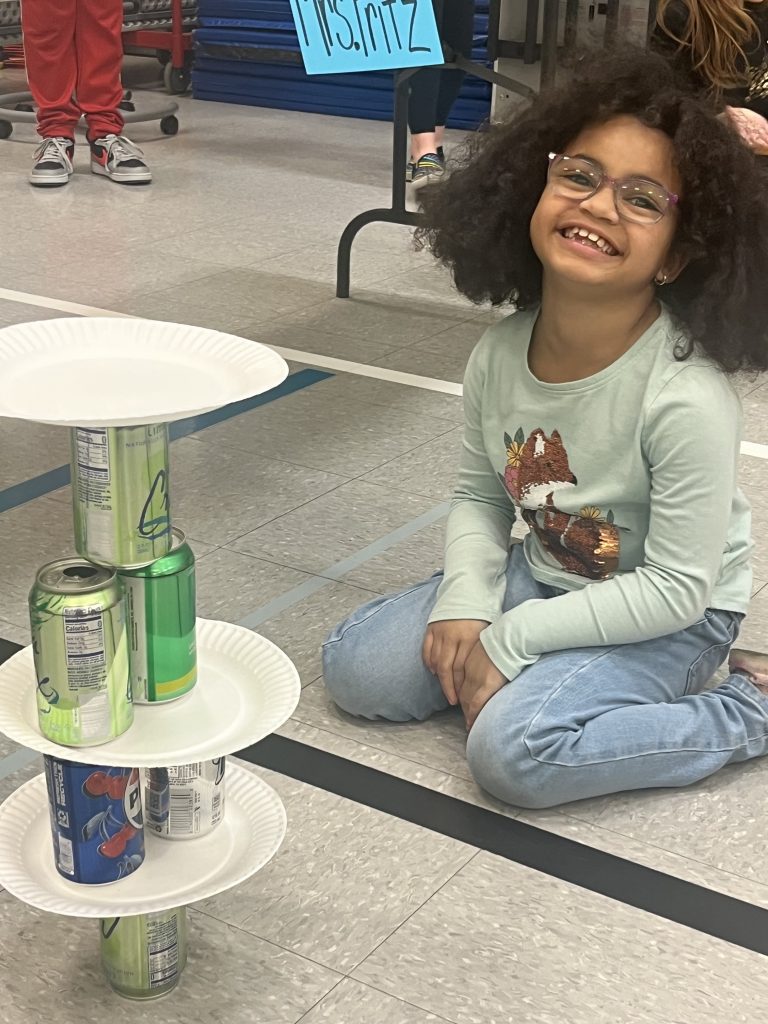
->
<box><xmin>740</xmin><ymin>441</ymin><xmax>768</xmax><ymax>460</ymax></box>
<box><xmin>0</xmin><ymin>288</ymin><xmax>131</xmax><ymax>320</ymax></box>
<box><xmin>269</xmin><ymin>346</ymin><xmax>463</xmax><ymax>395</ymax></box>
<box><xmin>2</xmin><ymin>287</ymin><xmax>767</xmax><ymax>455</ymax></box>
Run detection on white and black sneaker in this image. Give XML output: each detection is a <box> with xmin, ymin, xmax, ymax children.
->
<box><xmin>29</xmin><ymin>137</ymin><xmax>75</xmax><ymax>188</ymax></box>
<box><xmin>90</xmin><ymin>134</ymin><xmax>152</xmax><ymax>185</ymax></box>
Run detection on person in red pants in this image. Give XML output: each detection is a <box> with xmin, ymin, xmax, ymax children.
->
<box><xmin>21</xmin><ymin>0</ymin><xmax>151</xmax><ymax>187</ymax></box>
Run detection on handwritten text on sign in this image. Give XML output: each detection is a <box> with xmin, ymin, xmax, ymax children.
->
<box><xmin>289</xmin><ymin>0</ymin><xmax>444</xmax><ymax>75</ymax></box>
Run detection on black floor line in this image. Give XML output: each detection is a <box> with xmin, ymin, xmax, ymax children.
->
<box><xmin>0</xmin><ymin>638</ymin><xmax>20</xmax><ymax>666</ymax></box>
<box><xmin>240</xmin><ymin>734</ymin><xmax>768</xmax><ymax>958</ymax></box>
<box><xmin>2</xmin><ymin>635</ymin><xmax>766</xmax><ymax>957</ymax></box>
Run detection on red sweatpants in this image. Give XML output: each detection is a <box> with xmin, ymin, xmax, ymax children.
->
<box><xmin>21</xmin><ymin>0</ymin><xmax>124</xmax><ymax>140</ymax></box>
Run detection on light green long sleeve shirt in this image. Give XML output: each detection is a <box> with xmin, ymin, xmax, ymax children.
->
<box><xmin>427</xmin><ymin>307</ymin><xmax>753</xmax><ymax>680</ymax></box>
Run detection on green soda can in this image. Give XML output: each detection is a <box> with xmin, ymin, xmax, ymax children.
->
<box><xmin>119</xmin><ymin>529</ymin><xmax>197</xmax><ymax>703</ymax></box>
<box><xmin>71</xmin><ymin>423</ymin><xmax>172</xmax><ymax>570</ymax></box>
<box><xmin>100</xmin><ymin>907</ymin><xmax>188</xmax><ymax>1000</ymax></box>
<box><xmin>29</xmin><ymin>559</ymin><xmax>132</xmax><ymax>746</ymax></box>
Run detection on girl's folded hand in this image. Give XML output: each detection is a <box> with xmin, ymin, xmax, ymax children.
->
<box><xmin>422</xmin><ymin>619</ymin><xmax>489</xmax><ymax>706</ymax></box>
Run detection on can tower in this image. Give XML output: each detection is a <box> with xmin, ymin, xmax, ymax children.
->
<box><xmin>0</xmin><ymin>318</ymin><xmax>300</xmax><ymax>1004</ymax></box>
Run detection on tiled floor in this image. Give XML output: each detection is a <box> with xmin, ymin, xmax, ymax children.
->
<box><xmin>1</xmin><ymin>60</ymin><xmax>768</xmax><ymax>1023</ymax></box>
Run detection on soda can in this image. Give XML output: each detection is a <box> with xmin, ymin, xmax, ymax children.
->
<box><xmin>119</xmin><ymin>528</ymin><xmax>197</xmax><ymax>703</ymax></box>
<box><xmin>71</xmin><ymin>423</ymin><xmax>172</xmax><ymax>570</ymax></box>
<box><xmin>100</xmin><ymin>907</ymin><xmax>188</xmax><ymax>1000</ymax></box>
<box><xmin>30</xmin><ymin>559</ymin><xmax>132</xmax><ymax>747</ymax></box>
<box><xmin>43</xmin><ymin>756</ymin><xmax>145</xmax><ymax>884</ymax></box>
<box><xmin>144</xmin><ymin>758</ymin><xmax>225</xmax><ymax>840</ymax></box>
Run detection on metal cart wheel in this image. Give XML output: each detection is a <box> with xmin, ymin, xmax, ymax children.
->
<box><xmin>164</xmin><ymin>64</ymin><xmax>190</xmax><ymax>94</ymax></box>
<box><xmin>0</xmin><ymin>121</ymin><xmax>12</xmax><ymax>139</ymax></box>
<box><xmin>160</xmin><ymin>115</ymin><xmax>179</xmax><ymax>136</ymax></box>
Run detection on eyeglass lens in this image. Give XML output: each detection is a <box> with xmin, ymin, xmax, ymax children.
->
<box><xmin>549</xmin><ymin>156</ymin><xmax>670</xmax><ymax>223</ymax></box>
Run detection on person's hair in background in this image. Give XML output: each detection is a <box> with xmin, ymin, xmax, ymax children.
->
<box><xmin>418</xmin><ymin>46</ymin><xmax>768</xmax><ymax>373</ymax></box>
<box><xmin>652</xmin><ymin>0</ymin><xmax>768</xmax><ymax>152</ymax></box>
<box><xmin>656</xmin><ymin>0</ymin><xmax>762</xmax><ymax>92</ymax></box>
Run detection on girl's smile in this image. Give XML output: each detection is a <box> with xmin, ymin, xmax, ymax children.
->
<box><xmin>557</xmin><ymin>223</ymin><xmax>623</xmax><ymax>258</ymax></box>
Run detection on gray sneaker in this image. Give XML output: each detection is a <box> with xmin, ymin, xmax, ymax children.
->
<box><xmin>90</xmin><ymin>134</ymin><xmax>152</xmax><ymax>185</ymax></box>
<box><xmin>29</xmin><ymin>137</ymin><xmax>75</xmax><ymax>188</ymax></box>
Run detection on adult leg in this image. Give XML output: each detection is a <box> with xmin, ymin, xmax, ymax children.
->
<box><xmin>21</xmin><ymin>0</ymin><xmax>80</xmax><ymax>138</ymax></box>
<box><xmin>323</xmin><ymin>545</ymin><xmax>554</xmax><ymax>721</ymax></box>
<box><xmin>434</xmin><ymin>0</ymin><xmax>476</xmax><ymax>138</ymax></box>
<box><xmin>409</xmin><ymin>65</ymin><xmax>442</xmax><ymax>160</ymax></box>
<box><xmin>408</xmin><ymin>0</ymin><xmax>449</xmax><ymax>164</ymax></box>
<box><xmin>75</xmin><ymin>0</ymin><xmax>124</xmax><ymax>141</ymax></box>
<box><xmin>466</xmin><ymin>610</ymin><xmax>768</xmax><ymax>808</ymax></box>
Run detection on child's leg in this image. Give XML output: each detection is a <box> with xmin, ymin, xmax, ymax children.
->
<box><xmin>74</xmin><ymin>0</ymin><xmax>125</xmax><ymax>141</ymax></box>
<box><xmin>323</xmin><ymin>574</ymin><xmax>449</xmax><ymax>722</ymax></box>
<box><xmin>466</xmin><ymin>610</ymin><xmax>768</xmax><ymax>808</ymax></box>
<box><xmin>21</xmin><ymin>0</ymin><xmax>80</xmax><ymax>139</ymax></box>
<box><xmin>323</xmin><ymin>545</ymin><xmax>553</xmax><ymax>722</ymax></box>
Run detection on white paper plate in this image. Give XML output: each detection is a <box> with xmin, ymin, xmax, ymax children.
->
<box><xmin>0</xmin><ymin>764</ymin><xmax>286</xmax><ymax>917</ymax></box>
<box><xmin>0</xmin><ymin>618</ymin><xmax>300</xmax><ymax>765</ymax></box>
<box><xmin>0</xmin><ymin>318</ymin><xmax>288</xmax><ymax>427</ymax></box>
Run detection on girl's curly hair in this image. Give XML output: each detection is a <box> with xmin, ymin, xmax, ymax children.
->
<box><xmin>417</xmin><ymin>47</ymin><xmax>768</xmax><ymax>373</ymax></box>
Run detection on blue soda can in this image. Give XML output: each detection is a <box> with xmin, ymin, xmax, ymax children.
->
<box><xmin>43</xmin><ymin>756</ymin><xmax>145</xmax><ymax>885</ymax></box>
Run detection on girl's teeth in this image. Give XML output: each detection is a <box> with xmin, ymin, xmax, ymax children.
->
<box><xmin>563</xmin><ymin>227</ymin><xmax>616</xmax><ymax>255</ymax></box>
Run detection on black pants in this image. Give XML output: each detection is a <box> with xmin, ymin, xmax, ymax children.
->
<box><xmin>408</xmin><ymin>0</ymin><xmax>476</xmax><ymax>135</ymax></box>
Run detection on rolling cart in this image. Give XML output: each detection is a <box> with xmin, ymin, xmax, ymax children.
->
<box><xmin>123</xmin><ymin>0</ymin><xmax>197</xmax><ymax>95</ymax></box>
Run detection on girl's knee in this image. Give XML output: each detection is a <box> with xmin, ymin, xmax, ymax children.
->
<box><xmin>466</xmin><ymin>708</ymin><xmax>563</xmax><ymax>809</ymax></box>
<box><xmin>322</xmin><ymin>579</ymin><xmax>446</xmax><ymax>722</ymax></box>
<box><xmin>322</xmin><ymin>627</ymin><xmax>382</xmax><ymax>720</ymax></box>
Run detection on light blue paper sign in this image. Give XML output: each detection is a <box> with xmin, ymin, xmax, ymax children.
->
<box><xmin>289</xmin><ymin>0</ymin><xmax>444</xmax><ymax>75</ymax></box>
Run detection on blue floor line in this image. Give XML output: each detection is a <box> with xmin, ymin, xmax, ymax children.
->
<box><xmin>0</xmin><ymin>368</ymin><xmax>333</xmax><ymax>515</ymax></box>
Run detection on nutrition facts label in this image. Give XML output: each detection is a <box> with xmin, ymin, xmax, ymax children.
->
<box><xmin>169</xmin><ymin>789</ymin><xmax>197</xmax><ymax>835</ymax></box>
<box><xmin>75</xmin><ymin>428</ymin><xmax>114</xmax><ymax>520</ymax></box>
<box><xmin>146</xmin><ymin>917</ymin><xmax>180</xmax><ymax>986</ymax></box>
<box><xmin>164</xmin><ymin>761</ymin><xmax>225</xmax><ymax>835</ymax></box>
<box><xmin>170</xmin><ymin>764</ymin><xmax>205</xmax><ymax>783</ymax></box>
<box><xmin>75</xmin><ymin>428</ymin><xmax>111</xmax><ymax>480</ymax></box>
<box><xmin>63</xmin><ymin>610</ymin><xmax>106</xmax><ymax>687</ymax></box>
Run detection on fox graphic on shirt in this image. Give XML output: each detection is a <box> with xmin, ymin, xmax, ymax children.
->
<box><xmin>499</xmin><ymin>427</ymin><xmax>620</xmax><ymax>580</ymax></box>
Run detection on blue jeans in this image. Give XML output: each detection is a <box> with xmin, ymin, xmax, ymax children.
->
<box><xmin>322</xmin><ymin>546</ymin><xmax>768</xmax><ymax>808</ymax></box>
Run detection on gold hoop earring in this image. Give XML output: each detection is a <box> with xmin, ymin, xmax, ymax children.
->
<box><xmin>654</xmin><ymin>271</ymin><xmax>669</xmax><ymax>286</ymax></box>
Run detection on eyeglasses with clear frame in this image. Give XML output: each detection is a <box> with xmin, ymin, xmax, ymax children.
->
<box><xmin>547</xmin><ymin>152</ymin><xmax>679</xmax><ymax>225</ymax></box>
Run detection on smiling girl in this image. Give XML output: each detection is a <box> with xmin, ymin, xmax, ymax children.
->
<box><xmin>322</xmin><ymin>49</ymin><xmax>768</xmax><ymax>809</ymax></box>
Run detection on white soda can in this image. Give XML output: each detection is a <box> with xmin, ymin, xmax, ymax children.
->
<box><xmin>143</xmin><ymin>758</ymin><xmax>225</xmax><ymax>840</ymax></box>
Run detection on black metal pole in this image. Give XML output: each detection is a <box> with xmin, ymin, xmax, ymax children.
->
<box><xmin>524</xmin><ymin>0</ymin><xmax>540</xmax><ymax>65</ymax></box>
<box><xmin>540</xmin><ymin>0</ymin><xmax>559</xmax><ymax>89</ymax></box>
<box><xmin>392</xmin><ymin>69</ymin><xmax>412</xmax><ymax>213</ymax></box>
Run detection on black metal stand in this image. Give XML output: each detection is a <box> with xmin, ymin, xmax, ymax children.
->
<box><xmin>335</xmin><ymin>55</ymin><xmax>536</xmax><ymax>299</ymax></box>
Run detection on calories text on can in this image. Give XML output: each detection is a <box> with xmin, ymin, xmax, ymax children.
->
<box><xmin>119</xmin><ymin>528</ymin><xmax>197</xmax><ymax>703</ymax></box>
<box><xmin>71</xmin><ymin>423</ymin><xmax>172</xmax><ymax>569</ymax></box>
<box><xmin>44</xmin><ymin>756</ymin><xmax>145</xmax><ymax>884</ymax></box>
<box><xmin>144</xmin><ymin>758</ymin><xmax>225</xmax><ymax>839</ymax></box>
<box><xmin>30</xmin><ymin>559</ymin><xmax>132</xmax><ymax>746</ymax></box>
<box><xmin>100</xmin><ymin>907</ymin><xmax>187</xmax><ymax>1000</ymax></box>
